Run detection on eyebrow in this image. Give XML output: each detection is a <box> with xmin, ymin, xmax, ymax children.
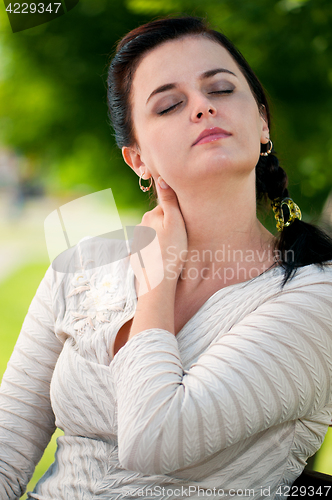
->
<box><xmin>146</xmin><ymin>68</ymin><xmax>237</xmax><ymax>104</ymax></box>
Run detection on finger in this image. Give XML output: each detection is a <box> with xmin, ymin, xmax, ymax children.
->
<box><xmin>156</xmin><ymin>176</ymin><xmax>180</xmax><ymax>215</ymax></box>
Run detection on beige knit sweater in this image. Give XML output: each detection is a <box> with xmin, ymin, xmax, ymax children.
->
<box><xmin>0</xmin><ymin>238</ymin><xmax>332</xmax><ymax>500</ymax></box>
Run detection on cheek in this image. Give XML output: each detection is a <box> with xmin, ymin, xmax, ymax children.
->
<box><xmin>140</xmin><ymin>124</ymin><xmax>182</xmax><ymax>169</ymax></box>
<box><xmin>240</xmin><ymin>113</ymin><xmax>264</xmax><ymax>153</ymax></box>
<box><xmin>232</xmin><ymin>94</ymin><xmax>262</xmax><ymax>133</ymax></box>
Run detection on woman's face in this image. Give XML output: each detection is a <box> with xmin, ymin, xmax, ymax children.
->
<box><xmin>124</xmin><ymin>35</ymin><xmax>269</xmax><ymax>193</ymax></box>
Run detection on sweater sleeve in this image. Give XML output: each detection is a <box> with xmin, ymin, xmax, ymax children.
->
<box><xmin>110</xmin><ymin>276</ymin><xmax>332</xmax><ymax>475</ymax></box>
<box><xmin>0</xmin><ymin>266</ymin><xmax>63</xmax><ymax>499</ymax></box>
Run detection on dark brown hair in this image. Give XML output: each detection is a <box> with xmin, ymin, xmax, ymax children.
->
<box><xmin>107</xmin><ymin>15</ymin><xmax>332</xmax><ymax>286</ymax></box>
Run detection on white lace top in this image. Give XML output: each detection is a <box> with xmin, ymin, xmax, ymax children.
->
<box><xmin>0</xmin><ymin>237</ymin><xmax>332</xmax><ymax>500</ymax></box>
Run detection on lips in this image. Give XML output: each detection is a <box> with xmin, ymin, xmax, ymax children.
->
<box><xmin>192</xmin><ymin>127</ymin><xmax>232</xmax><ymax>146</ymax></box>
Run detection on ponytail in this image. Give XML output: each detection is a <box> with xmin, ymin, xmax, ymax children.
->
<box><xmin>256</xmin><ymin>150</ymin><xmax>332</xmax><ymax>287</ymax></box>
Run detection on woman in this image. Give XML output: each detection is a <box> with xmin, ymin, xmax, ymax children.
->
<box><xmin>1</xmin><ymin>15</ymin><xmax>332</xmax><ymax>500</ymax></box>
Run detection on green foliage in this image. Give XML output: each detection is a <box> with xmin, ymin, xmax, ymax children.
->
<box><xmin>315</xmin><ymin>427</ymin><xmax>332</xmax><ymax>476</ymax></box>
<box><xmin>0</xmin><ymin>0</ymin><xmax>151</xmax><ymax>210</ymax></box>
<box><xmin>0</xmin><ymin>0</ymin><xmax>332</xmax><ymax>216</ymax></box>
<box><xmin>127</xmin><ymin>0</ymin><xmax>332</xmax><ymax>216</ymax></box>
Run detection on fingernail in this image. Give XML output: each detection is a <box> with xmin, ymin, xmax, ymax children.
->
<box><xmin>158</xmin><ymin>176</ymin><xmax>169</xmax><ymax>189</ymax></box>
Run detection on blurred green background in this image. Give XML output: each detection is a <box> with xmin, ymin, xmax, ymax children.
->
<box><xmin>0</xmin><ymin>0</ymin><xmax>332</xmax><ymax>497</ymax></box>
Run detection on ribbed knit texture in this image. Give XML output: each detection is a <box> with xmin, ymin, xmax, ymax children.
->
<box><xmin>0</xmin><ymin>237</ymin><xmax>332</xmax><ymax>500</ymax></box>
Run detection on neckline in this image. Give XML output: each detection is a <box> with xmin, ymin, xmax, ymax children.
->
<box><xmin>128</xmin><ymin>260</ymin><xmax>282</xmax><ymax>338</ymax></box>
<box><xmin>176</xmin><ymin>262</ymin><xmax>281</xmax><ymax>336</ymax></box>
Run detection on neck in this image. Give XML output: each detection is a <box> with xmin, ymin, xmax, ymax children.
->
<box><xmin>171</xmin><ymin>171</ymin><xmax>277</xmax><ymax>287</ymax></box>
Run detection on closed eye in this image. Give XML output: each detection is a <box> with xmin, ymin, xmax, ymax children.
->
<box><xmin>158</xmin><ymin>101</ymin><xmax>183</xmax><ymax>115</ymax></box>
<box><xmin>209</xmin><ymin>89</ymin><xmax>234</xmax><ymax>95</ymax></box>
<box><xmin>157</xmin><ymin>89</ymin><xmax>233</xmax><ymax>115</ymax></box>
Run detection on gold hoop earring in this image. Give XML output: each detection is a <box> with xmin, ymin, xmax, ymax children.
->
<box><xmin>139</xmin><ymin>173</ymin><xmax>153</xmax><ymax>192</ymax></box>
<box><xmin>260</xmin><ymin>139</ymin><xmax>273</xmax><ymax>156</ymax></box>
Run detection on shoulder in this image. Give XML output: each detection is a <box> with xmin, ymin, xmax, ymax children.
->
<box><xmin>235</xmin><ymin>261</ymin><xmax>332</xmax><ymax>334</ymax></box>
<box><xmin>51</xmin><ymin>235</ymin><xmax>129</xmax><ymax>274</ymax></box>
<box><xmin>50</xmin><ymin>235</ymin><xmax>133</xmax><ymax>305</ymax></box>
<box><xmin>47</xmin><ymin>236</ymin><xmax>135</xmax><ymax>342</ymax></box>
<box><xmin>264</xmin><ymin>261</ymin><xmax>332</xmax><ymax>310</ymax></box>
<box><xmin>253</xmin><ymin>262</ymin><xmax>332</xmax><ymax>335</ymax></box>
<box><xmin>282</xmin><ymin>261</ymin><xmax>332</xmax><ymax>292</ymax></box>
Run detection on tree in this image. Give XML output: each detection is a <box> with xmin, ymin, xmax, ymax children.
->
<box><xmin>0</xmin><ymin>0</ymin><xmax>331</xmax><ymax>217</ymax></box>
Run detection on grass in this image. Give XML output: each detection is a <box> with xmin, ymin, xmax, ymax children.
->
<box><xmin>0</xmin><ymin>262</ymin><xmax>331</xmax><ymax>498</ymax></box>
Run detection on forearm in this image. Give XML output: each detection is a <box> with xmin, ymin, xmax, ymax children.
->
<box><xmin>128</xmin><ymin>277</ymin><xmax>177</xmax><ymax>340</ymax></box>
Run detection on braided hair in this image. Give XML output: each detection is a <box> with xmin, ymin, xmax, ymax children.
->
<box><xmin>257</xmin><ymin>150</ymin><xmax>332</xmax><ymax>285</ymax></box>
<box><xmin>107</xmin><ymin>15</ymin><xmax>332</xmax><ymax>287</ymax></box>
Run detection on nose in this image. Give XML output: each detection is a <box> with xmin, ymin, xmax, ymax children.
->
<box><xmin>191</xmin><ymin>94</ymin><xmax>217</xmax><ymax>122</ymax></box>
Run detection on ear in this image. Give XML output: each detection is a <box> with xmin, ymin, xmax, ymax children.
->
<box><xmin>122</xmin><ymin>146</ymin><xmax>144</xmax><ymax>174</ymax></box>
<box><xmin>122</xmin><ymin>146</ymin><xmax>152</xmax><ymax>182</ymax></box>
<box><xmin>259</xmin><ymin>105</ymin><xmax>270</xmax><ymax>143</ymax></box>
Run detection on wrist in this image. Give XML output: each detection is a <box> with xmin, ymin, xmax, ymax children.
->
<box><xmin>136</xmin><ymin>274</ymin><xmax>177</xmax><ymax>301</ymax></box>
<box><xmin>136</xmin><ymin>270</ymin><xmax>178</xmax><ymax>298</ymax></box>
<box><xmin>130</xmin><ymin>277</ymin><xmax>177</xmax><ymax>339</ymax></box>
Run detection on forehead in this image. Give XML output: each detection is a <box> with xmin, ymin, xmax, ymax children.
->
<box><xmin>131</xmin><ymin>36</ymin><xmax>245</xmax><ymax>104</ymax></box>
